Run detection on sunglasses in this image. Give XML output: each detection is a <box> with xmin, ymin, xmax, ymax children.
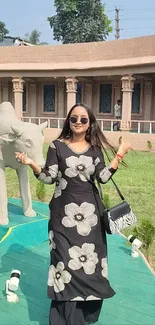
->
<box><xmin>70</xmin><ymin>116</ymin><xmax>89</xmax><ymax>125</ymax></box>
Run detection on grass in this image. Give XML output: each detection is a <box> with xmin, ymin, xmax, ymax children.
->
<box><xmin>5</xmin><ymin>144</ymin><xmax>155</xmax><ymax>269</ymax></box>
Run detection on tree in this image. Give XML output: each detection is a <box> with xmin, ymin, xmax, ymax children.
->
<box><xmin>47</xmin><ymin>0</ymin><xmax>112</xmax><ymax>44</ymax></box>
<box><xmin>24</xmin><ymin>29</ymin><xmax>41</xmax><ymax>45</ymax></box>
<box><xmin>0</xmin><ymin>21</ymin><xmax>9</xmax><ymax>41</ymax></box>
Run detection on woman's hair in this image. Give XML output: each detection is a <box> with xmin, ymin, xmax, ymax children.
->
<box><xmin>58</xmin><ymin>103</ymin><xmax>117</xmax><ymax>158</ymax></box>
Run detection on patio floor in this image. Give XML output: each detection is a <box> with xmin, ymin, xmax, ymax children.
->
<box><xmin>0</xmin><ymin>199</ymin><xmax>155</xmax><ymax>325</ymax></box>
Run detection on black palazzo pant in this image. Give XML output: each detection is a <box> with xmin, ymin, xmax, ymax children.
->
<box><xmin>49</xmin><ymin>300</ymin><xmax>103</xmax><ymax>325</ymax></box>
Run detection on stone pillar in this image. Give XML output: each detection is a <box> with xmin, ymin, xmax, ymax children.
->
<box><xmin>84</xmin><ymin>82</ymin><xmax>92</xmax><ymax>108</ymax></box>
<box><xmin>114</xmin><ymin>80</ymin><xmax>121</xmax><ymax>103</ymax></box>
<box><xmin>143</xmin><ymin>81</ymin><xmax>152</xmax><ymax>132</ymax></box>
<box><xmin>2</xmin><ymin>80</ymin><xmax>9</xmax><ymax>101</ymax></box>
<box><xmin>12</xmin><ymin>77</ymin><xmax>24</xmax><ymax>120</ymax></box>
<box><xmin>29</xmin><ymin>83</ymin><xmax>37</xmax><ymax>117</ymax></box>
<box><xmin>58</xmin><ymin>81</ymin><xmax>65</xmax><ymax>118</ymax></box>
<box><xmin>65</xmin><ymin>78</ymin><xmax>78</xmax><ymax>114</ymax></box>
<box><xmin>121</xmin><ymin>75</ymin><xmax>135</xmax><ymax>131</ymax></box>
<box><xmin>0</xmin><ymin>81</ymin><xmax>2</xmax><ymax>104</ymax></box>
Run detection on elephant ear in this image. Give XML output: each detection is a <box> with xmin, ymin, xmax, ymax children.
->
<box><xmin>39</xmin><ymin>121</ymin><xmax>48</xmax><ymax>131</ymax></box>
<box><xmin>0</xmin><ymin>132</ymin><xmax>17</xmax><ymax>142</ymax></box>
<box><xmin>0</xmin><ymin>124</ymin><xmax>23</xmax><ymax>142</ymax></box>
<box><xmin>11</xmin><ymin>124</ymin><xmax>23</xmax><ymax>137</ymax></box>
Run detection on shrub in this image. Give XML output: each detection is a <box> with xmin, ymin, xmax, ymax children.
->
<box><xmin>36</xmin><ymin>182</ymin><xmax>46</xmax><ymax>202</ymax></box>
<box><xmin>133</xmin><ymin>218</ymin><xmax>155</xmax><ymax>261</ymax></box>
<box><xmin>147</xmin><ymin>140</ymin><xmax>152</xmax><ymax>151</ymax></box>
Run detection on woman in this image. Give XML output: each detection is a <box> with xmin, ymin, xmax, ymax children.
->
<box><xmin>15</xmin><ymin>103</ymin><xmax>130</xmax><ymax>325</ymax></box>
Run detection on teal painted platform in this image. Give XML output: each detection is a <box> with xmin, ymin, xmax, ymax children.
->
<box><xmin>0</xmin><ymin>199</ymin><xmax>155</xmax><ymax>325</ymax></box>
<box><xmin>0</xmin><ymin>198</ymin><xmax>49</xmax><ymax>254</ymax></box>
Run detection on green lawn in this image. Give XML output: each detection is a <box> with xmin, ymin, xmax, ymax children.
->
<box><xmin>5</xmin><ymin>144</ymin><xmax>155</xmax><ymax>268</ymax></box>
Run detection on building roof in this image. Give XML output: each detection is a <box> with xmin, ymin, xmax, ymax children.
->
<box><xmin>0</xmin><ymin>34</ymin><xmax>155</xmax><ymax>71</ymax></box>
<box><xmin>0</xmin><ymin>36</ymin><xmax>34</xmax><ymax>47</ymax></box>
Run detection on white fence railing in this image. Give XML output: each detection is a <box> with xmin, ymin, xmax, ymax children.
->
<box><xmin>22</xmin><ymin>117</ymin><xmax>66</xmax><ymax>129</ymax></box>
<box><xmin>22</xmin><ymin>117</ymin><xmax>155</xmax><ymax>134</ymax></box>
<box><xmin>130</xmin><ymin>120</ymin><xmax>155</xmax><ymax>134</ymax></box>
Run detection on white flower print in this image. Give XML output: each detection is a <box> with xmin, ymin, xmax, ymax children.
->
<box><xmin>101</xmin><ymin>258</ymin><xmax>108</xmax><ymax>279</ymax></box>
<box><xmin>71</xmin><ymin>297</ymin><xmax>84</xmax><ymax>301</ymax></box>
<box><xmin>54</xmin><ymin>172</ymin><xmax>67</xmax><ymax>198</ymax></box>
<box><xmin>68</xmin><ymin>243</ymin><xmax>98</xmax><ymax>275</ymax></box>
<box><xmin>62</xmin><ymin>202</ymin><xmax>97</xmax><ymax>236</ymax></box>
<box><xmin>38</xmin><ymin>164</ymin><xmax>58</xmax><ymax>184</ymax></box>
<box><xmin>48</xmin><ymin>164</ymin><xmax>59</xmax><ymax>178</ymax></box>
<box><xmin>99</xmin><ymin>165</ymin><xmax>112</xmax><ymax>183</ymax></box>
<box><xmin>71</xmin><ymin>296</ymin><xmax>101</xmax><ymax>301</ymax></box>
<box><xmin>48</xmin><ymin>262</ymin><xmax>72</xmax><ymax>293</ymax></box>
<box><xmin>65</xmin><ymin>155</ymin><xmax>95</xmax><ymax>182</ymax></box>
<box><xmin>95</xmin><ymin>157</ymin><xmax>100</xmax><ymax>166</ymax></box>
<box><xmin>86</xmin><ymin>296</ymin><xmax>101</xmax><ymax>300</ymax></box>
<box><xmin>49</xmin><ymin>230</ymin><xmax>56</xmax><ymax>251</ymax></box>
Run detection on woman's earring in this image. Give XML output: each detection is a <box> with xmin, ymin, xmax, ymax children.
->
<box><xmin>67</xmin><ymin>129</ymin><xmax>71</xmax><ymax>138</ymax></box>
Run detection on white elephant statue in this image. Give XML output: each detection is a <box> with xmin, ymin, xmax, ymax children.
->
<box><xmin>0</xmin><ymin>102</ymin><xmax>47</xmax><ymax>225</ymax></box>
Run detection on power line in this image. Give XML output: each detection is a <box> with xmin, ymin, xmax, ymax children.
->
<box><xmin>107</xmin><ymin>6</ymin><xmax>155</xmax><ymax>39</ymax></box>
<box><xmin>122</xmin><ymin>26</ymin><xmax>155</xmax><ymax>30</ymax></box>
<box><xmin>121</xmin><ymin>17</ymin><xmax>155</xmax><ymax>21</ymax></box>
<box><xmin>122</xmin><ymin>8</ymin><xmax>155</xmax><ymax>11</ymax></box>
<box><xmin>107</xmin><ymin>8</ymin><xmax>155</xmax><ymax>12</ymax></box>
<box><xmin>110</xmin><ymin>17</ymin><xmax>155</xmax><ymax>21</ymax></box>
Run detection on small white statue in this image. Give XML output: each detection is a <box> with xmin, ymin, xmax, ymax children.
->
<box><xmin>0</xmin><ymin>102</ymin><xmax>47</xmax><ymax>225</ymax></box>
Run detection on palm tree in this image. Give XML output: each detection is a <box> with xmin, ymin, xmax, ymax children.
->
<box><xmin>24</xmin><ymin>29</ymin><xmax>41</xmax><ymax>45</ymax></box>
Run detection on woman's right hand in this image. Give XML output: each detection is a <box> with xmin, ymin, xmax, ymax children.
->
<box><xmin>15</xmin><ymin>152</ymin><xmax>33</xmax><ymax>165</ymax></box>
<box><xmin>117</xmin><ymin>140</ymin><xmax>131</xmax><ymax>157</ymax></box>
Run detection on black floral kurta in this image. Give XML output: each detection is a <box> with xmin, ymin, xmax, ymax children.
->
<box><xmin>35</xmin><ymin>139</ymin><xmax>117</xmax><ymax>302</ymax></box>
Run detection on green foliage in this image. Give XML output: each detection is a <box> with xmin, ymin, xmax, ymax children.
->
<box><xmin>48</xmin><ymin>0</ymin><xmax>112</xmax><ymax>44</ymax></box>
<box><xmin>24</xmin><ymin>29</ymin><xmax>41</xmax><ymax>45</ymax></box>
<box><xmin>36</xmin><ymin>182</ymin><xmax>46</xmax><ymax>202</ymax></box>
<box><xmin>103</xmin><ymin>193</ymin><xmax>111</xmax><ymax>209</ymax></box>
<box><xmin>147</xmin><ymin>140</ymin><xmax>152</xmax><ymax>151</ymax></box>
<box><xmin>133</xmin><ymin>218</ymin><xmax>155</xmax><ymax>260</ymax></box>
<box><xmin>0</xmin><ymin>21</ymin><xmax>9</xmax><ymax>41</ymax></box>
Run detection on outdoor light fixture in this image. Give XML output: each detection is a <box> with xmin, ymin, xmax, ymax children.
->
<box><xmin>128</xmin><ymin>235</ymin><xmax>142</xmax><ymax>258</ymax></box>
<box><xmin>5</xmin><ymin>270</ymin><xmax>21</xmax><ymax>303</ymax></box>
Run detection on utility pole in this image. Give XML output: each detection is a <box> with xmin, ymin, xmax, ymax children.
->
<box><xmin>115</xmin><ymin>7</ymin><xmax>120</xmax><ymax>40</ymax></box>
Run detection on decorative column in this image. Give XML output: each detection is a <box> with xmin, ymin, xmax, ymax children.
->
<box><xmin>58</xmin><ymin>81</ymin><xmax>65</xmax><ymax>118</ymax></box>
<box><xmin>84</xmin><ymin>82</ymin><xmax>93</xmax><ymax>108</ymax></box>
<box><xmin>143</xmin><ymin>81</ymin><xmax>152</xmax><ymax>132</ymax></box>
<box><xmin>65</xmin><ymin>78</ymin><xmax>78</xmax><ymax>114</ymax></box>
<box><xmin>114</xmin><ymin>80</ymin><xmax>121</xmax><ymax>103</ymax></box>
<box><xmin>29</xmin><ymin>83</ymin><xmax>37</xmax><ymax>117</ymax></box>
<box><xmin>120</xmin><ymin>75</ymin><xmax>135</xmax><ymax>131</ymax></box>
<box><xmin>0</xmin><ymin>81</ymin><xmax>2</xmax><ymax>104</ymax></box>
<box><xmin>2</xmin><ymin>80</ymin><xmax>9</xmax><ymax>101</ymax></box>
<box><xmin>12</xmin><ymin>77</ymin><xmax>24</xmax><ymax>120</ymax></box>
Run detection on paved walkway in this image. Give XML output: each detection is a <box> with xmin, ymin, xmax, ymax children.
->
<box><xmin>0</xmin><ymin>199</ymin><xmax>155</xmax><ymax>325</ymax></box>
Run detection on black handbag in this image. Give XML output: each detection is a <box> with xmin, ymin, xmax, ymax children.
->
<box><xmin>97</xmin><ymin>178</ymin><xmax>137</xmax><ymax>235</ymax></box>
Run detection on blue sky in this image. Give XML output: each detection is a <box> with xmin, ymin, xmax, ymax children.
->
<box><xmin>1</xmin><ymin>0</ymin><xmax>155</xmax><ymax>43</ymax></box>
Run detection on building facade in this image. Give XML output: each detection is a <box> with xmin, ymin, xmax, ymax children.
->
<box><xmin>0</xmin><ymin>34</ymin><xmax>155</xmax><ymax>137</ymax></box>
